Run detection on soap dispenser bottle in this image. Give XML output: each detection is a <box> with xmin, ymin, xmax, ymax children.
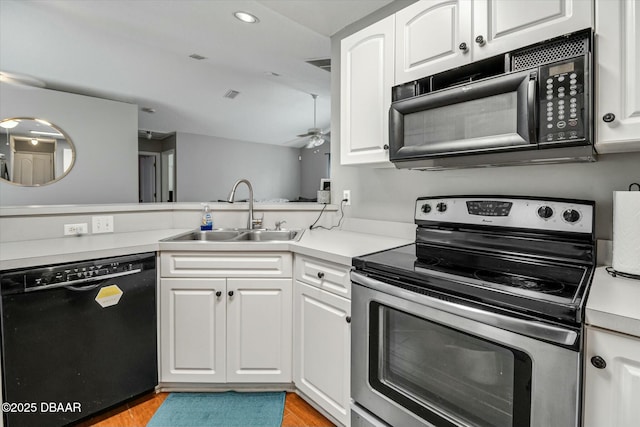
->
<box><xmin>201</xmin><ymin>203</ymin><xmax>213</xmax><ymax>231</ymax></box>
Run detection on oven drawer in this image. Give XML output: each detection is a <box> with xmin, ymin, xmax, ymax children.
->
<box><xmin>161</xmin><ymin>251</ymin><xmax>292</xmax><ymax>278</ymax></box>
<box><xmin>294</xmin><ymin>254</ymin><xmax>351</xmax><ymax>299</ymax></box>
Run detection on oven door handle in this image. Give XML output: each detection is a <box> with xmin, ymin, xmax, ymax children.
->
<box><xmin>527</xmin><ymin>74</ymin><xmax>537</xmax><ymax>142</ymax></box>
<box><xmin>351</xmin><ymin>271</ymin><xmax>578</xmax><ymax>347</ymax></box>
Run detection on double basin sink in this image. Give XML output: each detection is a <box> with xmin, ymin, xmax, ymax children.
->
<box><xmin>163</xmin><ymin>228</ymin><xmax>303</xmax><ymax>243</ymax></box>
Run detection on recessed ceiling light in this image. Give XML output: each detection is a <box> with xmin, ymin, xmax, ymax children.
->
<box><xmin>233</xmin><ymin>11</ymin><xmax>259</xmax><ymax>24</ymax></box>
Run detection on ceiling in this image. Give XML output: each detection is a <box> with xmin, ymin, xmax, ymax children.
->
<box><xmin>0</xmin><ymin>0</ymin><xmax>393</xmax><ymax>147</ymax></box>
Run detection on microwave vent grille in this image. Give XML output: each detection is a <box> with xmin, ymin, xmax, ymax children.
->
<box><xmin>512</xmin><ymin>34</ymin><xmax>589</xmax><ymax>71</ymax></box>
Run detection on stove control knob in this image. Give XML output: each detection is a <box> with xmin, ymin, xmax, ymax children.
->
<box><xmin>537</xmin><ymin>206</ymin><xmax>554</xmax><ymax>219</ymax></box>
<box><xmin>436</xmin><ymin>202</ymin><xmax>447</xmax><ymax>213</ymax></box>
<box><xmin>563</xmin><ymin>209</ymin><xmax>581</xmax><ymax>223</ymax></box>
<box><xmin>421</xmin><ymin>203</ymin><xmax>432</xmax><ymax>214</ymax></box>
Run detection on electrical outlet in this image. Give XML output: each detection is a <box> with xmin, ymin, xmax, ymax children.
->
<box><xmin>64</xmin><ymin>223</ymin><xmax>88</xmax><ymax>236</ymax></box>
<box><xmin>92</xmin><ymin>216</ymin><xmax>114</xmax><ymax>234</ymax></box>
<box><xmin>343</xmin><ymin>190</ymin><xmax>351</xmax><ymax>206</ymax></box>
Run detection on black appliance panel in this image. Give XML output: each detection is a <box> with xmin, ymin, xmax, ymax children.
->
<box><xmin>0</xmin><ymin>253</ymin><xmax>158</xmax><ymax>427</ymax></box>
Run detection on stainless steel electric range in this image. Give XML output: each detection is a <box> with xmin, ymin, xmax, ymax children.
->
<box><xmin>350</xmin><ymin>196</ymin><xmax>596</xmax><ymax>427</ymax></box>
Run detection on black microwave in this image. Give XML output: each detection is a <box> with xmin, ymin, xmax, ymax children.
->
<box><xmin>389</xmin><ymin>29</ymin><xmax>595</xmax><ymax>170</ymax></box>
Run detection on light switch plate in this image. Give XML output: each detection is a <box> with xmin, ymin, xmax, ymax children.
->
<box><xmin>92</xmin><ymin>216</ymin><xmax>114</xmax><ymax>234</ymax></box>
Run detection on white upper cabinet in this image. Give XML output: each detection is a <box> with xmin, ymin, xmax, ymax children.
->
<box><xmin>395</xmin><ymin>0</ymin><xmax>472</xmax><ymax>83</ymax></box>
<box><xmin>594</xmin><ymin>0</ymin><xmax>640</xmax><ymax>153</ymax></box>
<box><xmin>340</xmin><ymin>15</ymin><xmax>394</xmax><ymax>165</ymax></box>
<box><xmin>473</xmin><ymin>0</ymin><xmax>593</xmax><ymax>60</ymax></box>
<box><xmin>394</xmin><ymin>0</ymin><xmax>594</xmax><ymax>84</ymax></box>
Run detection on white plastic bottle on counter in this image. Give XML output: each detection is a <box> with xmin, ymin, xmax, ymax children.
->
<box><xmin>201</xmin><ymin>203</ymin><xmax>213</xmax><ymax>230</ymax></box>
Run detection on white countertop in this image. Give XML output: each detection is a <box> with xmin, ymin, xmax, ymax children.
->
<box><xmin>292</xmin><ymin>228</ymin><xmax>412</xmax><ymax>266</ymax></box>
<box><xmin>0</xmin><ymin>229</ymin><xmax>191</xmax><ymax>270</ymax></box>
<box><xmin>0</xmin><ymin>227</ymin><xmax>413</xmax><ymax>270</ymax></box>
<box><xmin>586</xmin><ymin>267</ymin><xmax>640</xmax><ymax>338</ymax></box>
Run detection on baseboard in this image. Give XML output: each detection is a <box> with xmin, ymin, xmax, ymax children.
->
<box><xmin>156</xmin><ymin>382</ymin><xmax>296</xmax><ymax>393</ymax></box>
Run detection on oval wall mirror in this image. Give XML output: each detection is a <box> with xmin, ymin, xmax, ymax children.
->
<box><xmin>0</xmin><ymin>118</ymin><xmax>76</xmax><ymax>186</ymax></box>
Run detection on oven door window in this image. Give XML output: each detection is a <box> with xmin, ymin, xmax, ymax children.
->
<box><xmin>370</xmin><ymin>303</ymin><xmax>532</xmax><ymax>427</ymax></box>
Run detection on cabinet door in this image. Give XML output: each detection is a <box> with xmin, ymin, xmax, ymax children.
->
<box><xmin>160</xmin><ymin>278</ymin><xmax>226</xmax><ymax>383</ymax></box>
<box><xmin>294</xmin><ymin>281</ymin><xmax>350</xmax><ymax>425</ymax></box>
<box><xmin>340</xmin><ymin>15</ymin><xmax>394</xmax><ymax>165</ymax></box>
<box><xmin>226</xmin><ymin>278</ymin><xmax>292</xmax><ymax>383</ymax></box>
<box><xmin>595</xmin><ymin>0</ymin><xmax>640</xmax><ymax>153</ymax></box>
<box><xmin>395</xmin><ymin>0</ymin><xmax>472</xmax><ymax>83</ymax></box>
<box><xmin>584</xmin><ymin>327</ymin><xmax>640</xmax><ymax>427</ymax></box>
<box><xmin>473</xmin><ymin>0</ymin><xmax>593</xmax><ymax>60</ymax></box>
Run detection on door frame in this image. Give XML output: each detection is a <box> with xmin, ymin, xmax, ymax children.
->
<box><xmin>138</xmin><ymin>151</ymin><xmax>161</xmax><ymax>203</ymax></box>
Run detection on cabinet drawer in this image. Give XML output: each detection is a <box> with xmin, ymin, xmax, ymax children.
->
<box><xmin>294</xmin><ymin>254</ymin><xmax>351</xmax><ymax>299</ymax></box>
<box><xmin>161</xmin><ymin>252</ymin><xmax>292</xmax><ymax>278</ymax></box>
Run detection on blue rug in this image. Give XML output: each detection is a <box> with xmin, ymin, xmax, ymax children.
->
<box><xmin>146</xmin><ymin>392</ymin><xmax>286</xmax><ymax>427</ymax></box>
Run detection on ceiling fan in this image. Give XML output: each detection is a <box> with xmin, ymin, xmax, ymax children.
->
<box><xmin>297</xmin><ymin>94</ymin><xmax>328</xmax><ymax>148</ymax></box>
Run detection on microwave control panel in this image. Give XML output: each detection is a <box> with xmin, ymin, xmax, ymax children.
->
<box><xmin>538</xmin><ymin>57</ymin><xmax>586</xmax><ymax>144</ymax></box>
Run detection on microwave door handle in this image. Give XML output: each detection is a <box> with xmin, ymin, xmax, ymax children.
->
<box><xmin>527</xmin><ymin>76</ymin><xmax>537</xmax><ymax>142</ymax></box>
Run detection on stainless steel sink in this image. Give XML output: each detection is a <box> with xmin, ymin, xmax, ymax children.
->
<box><xmin>166</xmin><ymin>230</ymin><xmax>244</xmax><ymax>241</ymax></box>
<box><xmin>163</xmin><ymin>228</ymin><xmax>303</xmax><ymax>243</ymax></box>
<box><xmin>233</xmin><ymin>230</ymin><xmax>300</xmax><ymax>242</ymax></box>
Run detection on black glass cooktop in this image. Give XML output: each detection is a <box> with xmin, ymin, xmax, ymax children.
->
<box><xmin>352</xmin><ymin>244</ymin><xmax>593</xmax><ymax>325</ymax></box>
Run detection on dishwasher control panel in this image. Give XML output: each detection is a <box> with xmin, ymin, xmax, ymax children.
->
<box><xmin>0</xmin><ymin>253</ymin><xmax>152</xmax><ymax>294</ymax></box>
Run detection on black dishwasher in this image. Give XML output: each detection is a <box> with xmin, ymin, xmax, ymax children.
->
<box><xmin>0</xmin><ymin>252</ymin><xmax>158</xmax><ymax>427</ymax></box>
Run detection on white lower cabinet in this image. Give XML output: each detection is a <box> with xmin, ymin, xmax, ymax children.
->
<box><xmin>294</xmin><ymin>254</ymin><xmax>352</xmax><ymax>426</ymax></box>
<box><xmin>161</xmin><ymin>278</ymin><xmax>227</xmax><ymax>383</ymax></box>
<box><xmin>583</xmin><ymin>326</ymin><xmax>640</xmax><ymax>426</ymax></box>
<box><xmin>226</xmin><ymin>278</ymin><xmax>292</xmax><ymax>383</ymax></box>
<box><xmin>159</xmin><ymin>252</ymin><xmax>292</xmax><ymax>384</ymax></box>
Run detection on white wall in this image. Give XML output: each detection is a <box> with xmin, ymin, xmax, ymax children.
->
<box><xmin>0</xmin><ymin>83</ymin><xmax>138</xmax><ymax>205</ymax></box>
<box><xmin>330</xmin><ymin>4</ymin><xmax>640</xmax><ymax>241</ymax></box>
<box><xmin>176</xmin><ymin>132</ymin><xmax>302</xmax><ymax>202</ymax></box>
<box><xmin>300</xmin><ymin>141</ymin><xmax>330</xmax><ymax>199</ymax></box>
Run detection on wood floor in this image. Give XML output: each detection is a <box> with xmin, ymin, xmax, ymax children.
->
<box><xmin>76</xmin><ymin>391</ymin><xmax>335</xmax><ymax>427</ymax></box>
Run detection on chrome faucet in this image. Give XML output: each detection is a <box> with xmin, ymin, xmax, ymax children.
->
<box><xmin>227</xmin><ymin>179</ymin><xmax>258</xmax><ymax>229</ymax></box>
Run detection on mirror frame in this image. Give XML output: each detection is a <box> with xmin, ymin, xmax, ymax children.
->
<box><xmin>0</xmin><ymin>117</ymin><xmax>76</xmax><ymax>187</ymax></box>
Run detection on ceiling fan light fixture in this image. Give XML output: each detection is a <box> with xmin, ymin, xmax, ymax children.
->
<box><xmin>306</xmin><ymin>134</ymin><xmax>325</xmax><ymax>149</ymax></box>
